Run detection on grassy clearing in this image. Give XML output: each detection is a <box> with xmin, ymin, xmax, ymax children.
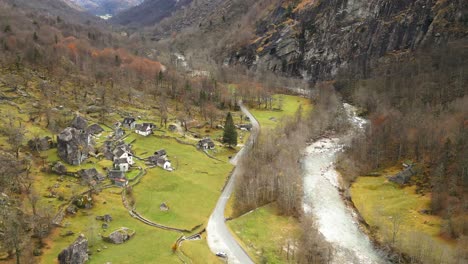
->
<box><xmin>227</xmin><ymin>203</ymin><xmax>300</xmax><ymax>264</ymax></box>
<box><xmin>125</xmin><ymin>134</ymin><xmax>233</xmax><ymax>229</ymax></box>
<box><xmin>249</xmin><ymin>94</ymin><xmax>311</xmax><ymax>129</ymax></box>
<box><xmin>351</xmin><ymin>172</ymin><xmax>457</xmax><ymax>263</ymax></box>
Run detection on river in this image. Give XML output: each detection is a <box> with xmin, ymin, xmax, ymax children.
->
<box><xmin>302</xmin><ymin>103</ymin><xmax>387</xmax><ymax>264</ymax></box>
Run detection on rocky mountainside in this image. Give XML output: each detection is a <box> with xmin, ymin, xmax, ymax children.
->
<box><xmin>5</xmin><ymin>0</ymin><xmax>102</xmax><ymax>24</ymax></box>
<box><xmin>68</xmin><ymin>0</ymin><xmax>144</xmax><ymax>16</ymax></box>
<box><xmin>227</xmin><ymin>0</ymin><xmax>467</xmax><ymax>82</ymax></box>
<box><xmin>111</xmin><ymin>0</ymin><xmax>193</xmax><ymax>26</ymax></box>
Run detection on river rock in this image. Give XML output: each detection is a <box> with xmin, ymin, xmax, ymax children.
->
<box><xmin>57</xmin><ymin>234</ymin><xmax>88</xmax><ymax>264</ymax></box>
<box><xmin>102</xmin><ymin>227</ymin><xmax>135</xmax><ymax>244</ymax></box>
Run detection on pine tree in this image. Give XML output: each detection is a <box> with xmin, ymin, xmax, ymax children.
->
<box><xmin>223</xmin><ymin>112</ymin><xmax>237</xmax><ymax>148</ymax></box>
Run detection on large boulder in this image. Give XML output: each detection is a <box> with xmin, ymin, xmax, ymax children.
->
<box><xmin>58</xmin><ymin>234</ymin><xmax>88</xmax><ymax>264</ymax></box>
<box><xmin>57</xmin><ymin>127</ymin><xmax>91</xmax><ymax>165</ymax></box>
<box><xmin>103</xmin><ymin>227</ymin><xmax>135</xmax><ymax>244</ymax></box>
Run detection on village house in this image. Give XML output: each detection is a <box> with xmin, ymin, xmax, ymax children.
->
<box><xmin>114</xmin><ymin>158</ymin><xmax>130</xmax><ymax>172</ymax></box>
<box><xmin>135</xmin><ymin>123</ymin><xmax>155</xmax><ymax>136</ymax></box>
<box><xmin>389</xmin><ymin>165</ymin><xmax>416</xmax><ymax>185</ymax></box>
<box><xmin>113</xmin><ymin>146</ymin><xmax>134</xmax><ymax>165</ymax></box>
<box><xmin>156</xmin><ymin>157</ymin><xmax>173</xmax><ymax>171</ymax></box>
<box><xmin>114</xmin><ymin>127</ymin><xmax>125</xmax><ymax>138</ymax></box>
<box><xmin>197</xmin><ymin>138</ymin><xmax>215</xmax><ymax>150</ymax></box>
<box><xmin>122</xmin><ymin>117</ymin><xmax>136</xmax><ymax>129</ymax></box>
<box><xmin>108</xmin><ymin>170</ymin><xmax>128</xmax><ymax>187</ymax></box>
<box><xmin>237</xmin><ymin>124</ymin><xmax>253</xmax><ymax>131</ymax></box>
<box><xmin>148</xmin><ymin>149</ymin><xmax>173</xmax><ymax>171</ymax></box>
<box><xmin>86</xmin><ymin>124</ymin><xmax>104</xmax><ymax>135</ymax></box>
<box><xmin>77</xmin><ymin>168</ymin><xmax>105</xmax><ymax>185</ymax></box>
<box><xmin>154</xmin><ymin>149</ymin><xmax>167</xmax><ymax>159</ymax></box>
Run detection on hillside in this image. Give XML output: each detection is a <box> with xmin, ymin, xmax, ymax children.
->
<box><xmin>68</xmin><ymin>0</ymin><xmax>144</xmax><ymax>17</ymax></box>
<box><xmin>111</xmin><ymin>0</ymin><xmax>193</xmax><ymax>26</ymax></box>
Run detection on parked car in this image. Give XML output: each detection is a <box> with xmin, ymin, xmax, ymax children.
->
<box><xmin>216</xmin><ymin>252</ymin><xmax>227</xmax><ymax>258</ymax></box>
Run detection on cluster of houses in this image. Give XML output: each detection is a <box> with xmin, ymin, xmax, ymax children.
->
<box><xmin>147</xmin><ymin>149</ymin><xmax>173</xmax><ymax>171</ymax></box>
<box><xmin>120</xmin><ymin>117</ymin><xmax>157</xmax><ymax>137</ymax></box>
<box><xmin>48</xmin><ymin>115</ymin><xmax>224</xmax><ymax>188</ymax></box>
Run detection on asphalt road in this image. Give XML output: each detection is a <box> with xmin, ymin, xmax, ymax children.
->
<box><xmin>207</xmin><ymin>102</ymin><xmax>259</xmax><ymax>264</ymax></box>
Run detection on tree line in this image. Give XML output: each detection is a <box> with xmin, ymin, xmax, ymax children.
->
<box><xmin>335</xmin><ymin>41</ymin><xmax>467</xmax><ymax>260</ymax></box>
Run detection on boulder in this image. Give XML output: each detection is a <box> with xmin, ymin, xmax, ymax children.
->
<box><xmin>71</xmin><ymin>116</ymin><xmax>88</xmax><ymax>130</ymax></box>
<box><xmin>102</xmin><ymin>227</ymin><xmax>135</xmax><ymax>244</ymax></box>
<box><xmin>58</xmin><ymin>234</ymin><xmax>88</xmax><ymax>264</ymax></box>
<box><xmin>52</xmin><ymin>162</ymin><xmax>68</xmax><ymax>175</ymax></box>
<box><xmin>96</xmin><ymin>214</ymin><xmax>112</xmax><ymax>222</ymax></box>
<box><xmin>160</xmin><ymin>202</ymin><xmax>169</xmax><ymax>211</ymax></box>
<box><xmin>57</xmin><ymin>127</ymin><xmax>91</xmax><ymax>165</ymax></box>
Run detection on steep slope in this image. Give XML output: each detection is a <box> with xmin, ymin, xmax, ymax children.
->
<box><xmin>68</xmin><ymin>0</ymin><xmax>144</xmax><ymax>17</ymax></box>
<box><xmin>111</xmin><ymin>0</ymin><xmax>193</xmax><ymax>26</ymax></box>
<box><xmin>6</xmin><ymin>0</ymin><xmax>102</xmax><ymax>24</ymax></box>
<box><xmin>228</xmin><ymin>0</ymin><xmax>468</xmax><ymax>82</ymax></box>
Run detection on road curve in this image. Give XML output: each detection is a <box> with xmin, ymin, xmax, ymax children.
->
<box><xmin>207</xmin><ymin>101</ymin><xmax>259</xmax><ymax>264</ymax></box>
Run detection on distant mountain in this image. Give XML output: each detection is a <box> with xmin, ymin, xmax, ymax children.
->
<box><xmin>68</xmin><ymin>0</ymin><xmax>144</xmax><ymax>17</ymax></box>
<box><xmin>111</xmin><ymin>0</ymin><xmax>193</xmax><ymax>26</ymax></box>
<box><xmin>6</xmin><ymin>0</ymin><xmax>102</xmax><ymax>24</ymax></box>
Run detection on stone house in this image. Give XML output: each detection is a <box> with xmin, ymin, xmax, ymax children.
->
<box><xmin>114</xmin><ymin>158</ymin><xmax>129</xmax><ymax>172</ymax></box>
<box><xmin>389</xmin><ymin>165</ymin><xmax>415</xmax><ymax>185</ymax></box>
<box><xmin>156</xmin><ymin>157</ymin><xmax>173</xmax><ymax>171</ymax></box>
<box><xmin>197</xmin><ymin>138</ymin><xmax>215</xmax><ymax>150</ymax></box>
<box><xmin>122</xmin><ymin>117</ymin><xmax>136</xmax><ymax>129</ymax></box>
<box><xmin>154</xmin><ymin>149</ymin><xmax>167</xmax><ymax>159</ymax></box>
<box><xmin>113</xmin><ymin>147</ymin><xmax>134</xmax><ymax>165</ymax></box>
<box><xmin>135</xmin><ymin>123</ymin><xmax>155</xmax><ymax>136</ymax></box>
<box><xmin>108</xmin><ymin>170</ymin><xmax>127</xmax><ymax>187</ymax></box>
<box><xmin>86</xmin><ymin>124</ymin><xmax>104</xmax><ymax>135</ymax></box>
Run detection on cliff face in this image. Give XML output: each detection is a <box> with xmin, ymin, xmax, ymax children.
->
<box><xmin>228</xmin><ymin>0</ymin><xmax>467</xmax><ymax>82</ymax></box>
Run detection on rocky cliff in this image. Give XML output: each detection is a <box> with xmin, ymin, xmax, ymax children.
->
<box><xmin>228</xmin><ymin>0</ymin><xmax>467</xmax><ymax>82</ymax></box>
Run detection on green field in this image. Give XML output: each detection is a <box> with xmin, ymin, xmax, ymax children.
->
<box><xmin>227</xmin><ymin>204</ymin><xmax>300</xmax><ymax>263</ymax></box>
<box><xmin>249</xmin><ymin>94</ymin><xmax>311</xmax><ymax>129</ymax></box>
<box><xmin>351</xmin><ymin>173</ymin><xmax>457</xmax><ymax>263</ymax></box>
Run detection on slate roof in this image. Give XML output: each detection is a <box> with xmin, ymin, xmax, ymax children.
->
<box><xmin>123</xmin><ymin>117</ymin><xmax>136</xmax><ymax>125</ymax></box>
<box><xmin>87</xmin><ymin>124</ymin><xmax>104</xmax><ymax>135</ymax></box>
<box><xmin>108</xmin><ymin>170</ymin><xmax>125</xmax><ymax>179</ymax></box>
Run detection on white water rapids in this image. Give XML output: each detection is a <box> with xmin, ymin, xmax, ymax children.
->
<box><xmin>302</xmin><ymin>103</ymin><xmax>387</xmax><ymax>264</ymax></box>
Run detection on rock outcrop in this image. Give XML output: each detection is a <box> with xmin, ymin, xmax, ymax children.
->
<box><xmin>57</xmin><ymin>116</ymin><xmax>92</xmax><ymax>165</ymax></box>
<box><xmin>229</xmin><ymin>0</ymin><xmax>467</xmax><ymax>82</ymax></box>
<box><xmin>57</xmin><ymin>234</ymin><xmax>88</xmax><ymax>264</ymax></box>
<box><xmin>102</xmin><ymin>227</ymin><xmax>135</xmax><ymax>244</ymax></box>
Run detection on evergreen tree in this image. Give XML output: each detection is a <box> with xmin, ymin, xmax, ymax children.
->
<box><xmin>223</xmin><ymin>112</ymin><xmax>237</xmax><ymax>147</ymax></box>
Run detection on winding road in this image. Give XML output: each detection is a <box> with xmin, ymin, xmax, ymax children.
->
<box><xmin>206</xmin><ymin>102</ymin><xmax>258</xmax><ymax>264</ymax></box>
